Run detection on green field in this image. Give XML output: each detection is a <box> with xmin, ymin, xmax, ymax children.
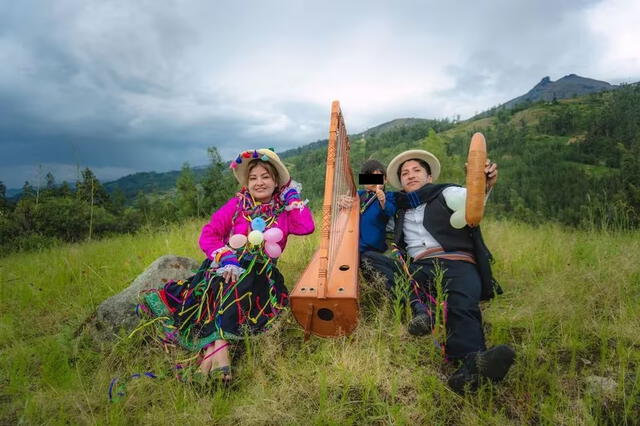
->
<box><xmin>1</xmin><ymin>219</ymin><xmax>639</xmax><ymax>424</ymax></box>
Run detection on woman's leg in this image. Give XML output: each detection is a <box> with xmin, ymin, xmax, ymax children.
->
<box><xmin>199</xmin><ymin>339</ymin><xmax>232</xmax><ymax>377</ymax></box>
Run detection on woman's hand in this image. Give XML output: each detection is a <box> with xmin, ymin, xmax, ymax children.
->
<box><xmin>222</xmin><ymin>269</ymin><xmax>239</xmax><ymax>283</ymax></box>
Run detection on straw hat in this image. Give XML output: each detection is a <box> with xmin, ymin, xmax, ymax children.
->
<box><xmin>230</xmin><ymin>148</ymin><xmax>290</xmax><ymax>187</ymax></box>
<box><xmin>386</xmin><ymin>149</ymin><xmax>441</xmax><ymax>189</ymax></box>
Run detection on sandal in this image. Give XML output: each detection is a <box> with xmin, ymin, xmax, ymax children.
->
<box><xmin>210</xmin><ymin>365</ymin><xmax>233</xmax><ymax>386</ymax></box>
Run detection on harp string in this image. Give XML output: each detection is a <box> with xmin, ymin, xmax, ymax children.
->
<box><xmin>328</xmin><ymin>110</ymin><xmax>353</xmax><ymax>273</ymax></box>
<box><xmin>329</xmin><ymin>117</ymin><xmax>341</xmax><ymax>271</ymax></box>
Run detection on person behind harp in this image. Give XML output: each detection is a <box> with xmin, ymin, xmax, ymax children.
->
<box><xmin>338</xmin><ymin>159</ymin><xmax>397</xmax><ymax>289</ymax></box>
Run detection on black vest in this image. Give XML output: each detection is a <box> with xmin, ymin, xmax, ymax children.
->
<box><xmin>393</xmin><ymin>183</ymin><xmax>502</xmax><ymax>301</ymax></box>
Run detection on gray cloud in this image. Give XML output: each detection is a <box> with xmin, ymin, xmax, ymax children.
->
<box><xmin>1</xmin><ymin>0</ymin><xmax>639</xmax><ymax>188</ymax></box>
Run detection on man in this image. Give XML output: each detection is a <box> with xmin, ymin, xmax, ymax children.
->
<box><xmin>366</xmin><ymin>149</ymin><xmax>515</xmax><ymax>394</ymax></box>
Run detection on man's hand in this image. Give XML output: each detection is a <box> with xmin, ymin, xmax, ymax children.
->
<box><xmin>485</xmin><ymin>159</ymin><xmax>498</xmax><ymax>191</ymax></box>
<box><xmin>337</xmin><ymin>194</ymin><xmax>354</xmax><ymax>209</ymax></box>
<box><xmin>464</xmin><ymin>159</ymin><xmax>498</xmax><ymax>192</ymax></box>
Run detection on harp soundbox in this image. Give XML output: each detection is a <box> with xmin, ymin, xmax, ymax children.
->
<box><xmin>290</xmin><ymin>101</ymin><xmax>360</xmax><ymax>338</ymax></box>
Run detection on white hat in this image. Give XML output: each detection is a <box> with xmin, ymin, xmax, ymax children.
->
<box><xmin>386</xmin><ymin>149</ymin><xmax>441</xmax><ymax>189</ymax></box>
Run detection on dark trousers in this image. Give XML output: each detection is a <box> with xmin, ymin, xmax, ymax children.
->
<box><xmin>360</xmin><ymin>250</ymin><xmax>400</xmax><ymax>293</ymax></box>
<box><xmin>360</xmin><ymin>251</ymin><xmax>486</xmax><ymax>360</ymax></box>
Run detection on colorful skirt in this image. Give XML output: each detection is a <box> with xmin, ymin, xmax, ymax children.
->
<box><xmin>142</xmin><ymin>257</ymin><xmax>288</xmax><ymax>351</ymax></box>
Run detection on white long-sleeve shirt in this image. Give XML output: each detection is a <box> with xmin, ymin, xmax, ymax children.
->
<box><xmin>403</xmin><ymin>186</ymin><xmax>467</xmax><ymax>258</ymax></box>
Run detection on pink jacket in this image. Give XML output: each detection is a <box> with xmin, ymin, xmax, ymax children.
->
<box><xmin>199</xmin><ymin>196</ymin><xmax>315</xmax><ymax>259</ymax></box>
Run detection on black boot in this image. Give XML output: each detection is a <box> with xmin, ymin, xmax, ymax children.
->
<box><xmin>407</xmin><ymin>313</ymin><xmax>432</xmax><ymax>336</ymax></box>
<box><xmin>448</xmin><ymin>345</ymin><xmax>515</xmax><ymax>394</ymax></box>
<box><xmin>407</xmin><ymin>302</ymin><xmax>433</xmax><ymax>336</ymax></box>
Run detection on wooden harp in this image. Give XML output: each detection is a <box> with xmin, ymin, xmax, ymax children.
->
<box><xmin>290</xmin><ymin>101</ymin><xmax>360</xmax><ymax>338</ymax></box>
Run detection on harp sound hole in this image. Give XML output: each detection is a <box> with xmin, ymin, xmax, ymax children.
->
<box><xmin>317</xmin><ymin>308</ymin><xmax>334</xmax><ymax>321</ymax></box>
<box><xmin>339</xmin><ymin>265</ymin><xmax>350</xmax><ymax>271</ymax></box>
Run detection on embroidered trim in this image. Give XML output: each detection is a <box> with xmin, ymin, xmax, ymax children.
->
<box><xmin>284</xmin><ymin>199</ymin><xmax>308</xmax><ymax>211</ymax></box>
<box><xmin>282</xmin><ymin>179</ymin><xmax>302</xmax><ymax>194</ymax></box>
<box><xmin>280</xmin><ymin>180</ymin><xmax>302</xmax><ymax>204</ymax></box>
<box><xmin>214</xmin><ymin>264</ymin><xmax>246</xmax><ymax>276</ymax></box>
<box><xmin>209</xmin><ymin>245</ymin><xmax>232</xmax><ymax>266</ymax></box>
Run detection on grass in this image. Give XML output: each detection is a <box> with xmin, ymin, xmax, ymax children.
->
<box><xmin>1</xmin><ymin>218</ymin><xmax>639</xmax><ymax>424</ymax></box>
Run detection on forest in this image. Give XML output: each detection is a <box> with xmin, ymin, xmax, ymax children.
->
<box><xmin>2</xmin><ymin>84</ymin><xmax>638</xmax><ymax>256</ymax></box>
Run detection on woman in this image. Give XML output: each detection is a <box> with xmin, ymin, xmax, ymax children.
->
<box><xmin>142</xmin><ymin>148</ymin><xmax>314</xmax><ymax>383</ymax></box>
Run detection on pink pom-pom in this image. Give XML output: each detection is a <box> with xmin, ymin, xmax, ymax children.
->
<box><xmin>265</xmin><ymin>242</ymin><xmax>282</xmax><ymax>258</ymax></box>
<box><xmin>264</xmin><ymin>227</ymin><xmax>283</xmax><ymax>243</ymax></box>
<box><xmin>229</xmin><ymin>233</ymin><xmax>247</xmax><ymax>249</ymax></box>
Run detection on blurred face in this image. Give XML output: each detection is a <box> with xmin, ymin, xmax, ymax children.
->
<box><xmin>248</xmin><ymin>164</ymin><xmax>276</xmax><ymax>203</ymax></box>
<box><xmin>364</xmin><ymin>170</ymin><xmax>386</xmax><ymax>192</ymax></box>
<box><xmin>400</xmin><ymin>160</ymin><xmax>432</xmax><ymax>192</ymax></box>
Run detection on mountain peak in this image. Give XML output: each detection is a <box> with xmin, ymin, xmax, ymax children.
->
<box><xmin>502</xmin><ymin>74</ymin><xmax>615</xmax><ymax>110</ymax></box>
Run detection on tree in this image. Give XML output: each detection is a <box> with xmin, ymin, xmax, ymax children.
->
<box><xmin>21</xmin><ymin>181</ymin><xmax>35</xmax><ymax>199</ymax></box>
<box><xmin>109</xmin><ymin>187</ymin><xmax>126</xmax><ymax>215</ymax></box>
<box><xmin>176</xmin><ymin>162</ymin><xmax>198</xmax><ymax>218</ymax></box>
<box><xmin>75</xmin><ymin>168</ymin><xmax>109</xmax><ymax>240</ymax></box>
<box><xmin>59</xmin><ymin>181</ymin><xmax>73</xmax><ymax>197</ymax></box>
<box><xmin>135</xmin><ymin>191</ymin><xmax>151</xmax><ymax>224</ymax></box>
<box><xmin>45</xmin><ymin>172</ymin><xmax>55</xmax><ymax>190</ymax></box>
<box><xmin>201</xmin><ymin>147</ymin><xmax>233</xmax><ymax>215</ymax></box>
<box><xmin>619</xmin><ymin>143</ymin><xmax>640</xmax><ymax>225</ymax></box>
<box><xmin>76</xmin><ymin>168</ymin><xmax>109</xmax><ymax>206</ymax></box>
<box><xmin>41</xmin><ymin>172</ymin><xmax>57</xmax><ymax>198</ymax></box>
<box><xmin>422</xmin><ymin>128</ymin><xmax>464</xmax><ymax>183</ymax></box>
<box><xmin>0</xmin><ymin>181</ymin><xmax>7</xmax><ymax>211</ymax></box>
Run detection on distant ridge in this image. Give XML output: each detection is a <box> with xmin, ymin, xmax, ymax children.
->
<box><xmin>278</xmin><ymin>118</ymin><xmax>432</xmax><ymax>159</ymax></box>
<box><xmin>97</xmin><ymin>118</ymin><xmax>433</xmax><ymax>198</ymax></box>
<box><xmin>502</xmin><ymin>74</ymin><xmax>615</xmax><ymax>109</ymax></box>
<box><xmin>355</xmin><ymin>118</ymin><xmax>433</xmax><ymax>138</ymax></box>
<box><xmin>6</xmin><ymin>75</ymin><xmax>622</xmax><ymax>199</ymax></box>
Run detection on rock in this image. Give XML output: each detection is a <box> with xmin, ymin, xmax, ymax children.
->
<box><xmin>585</xmin><ymin>375</ymin><xmax>617</xmax><ymax>399</ymax></box>
<box><xmin>91</xmin><ymin>255</ymin><xmax>200</xmax><ymax>341</ymax></box>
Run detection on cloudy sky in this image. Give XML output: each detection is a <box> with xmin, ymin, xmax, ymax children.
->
<box><xmin>1</xmin><ymin>0</ymin><xmax>639</xmax><ymax>189</ymax></box>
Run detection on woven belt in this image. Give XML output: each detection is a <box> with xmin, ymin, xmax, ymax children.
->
<box><xmin>413</xmin><ymin>246</ymin><xmax>476</xmax><ymax>264</ymax></box>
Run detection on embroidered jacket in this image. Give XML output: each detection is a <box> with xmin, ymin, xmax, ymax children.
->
<box><xmin>393</xmin><ymin>183</ymin><xmax>502</xmax><ymax>301</ymax></box>
<box><xmin>357</xmin><ymin>189</ymin><xmax>396</xmax><ymax>253</ymax></box>
<box><xmin>199</xmin><ymin>195</ymin><xmax>315</xmax><ymax>260</ymax></box>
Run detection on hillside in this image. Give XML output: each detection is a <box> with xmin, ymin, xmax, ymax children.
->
<box><xmin>278</xmin><ymin>118</ymin><xmax>451</xmax><ymax>160</ymax></box>
<box><xmin>281</xmin><ymin>84</ymin><xmax>640</xmax><ymax>228</ymax></box>
<box><xmin>1</xmin><ymin>218</ymin><xmax>638</xmax><ymax>424</ymax></box>
<box><xmin>99</xmin><ymin>75</ymin><xmax>623</xmax><ymax>207</ymax></box>
<box><xmin>3</xmin><ymin>84</ymin><xmax>639</xmax><ymax>258</ymax></box>
<box><xmin>103</xmin><ymin>170</ymin><xmax>185</xmax><ymax>201</ymax></box>
<box><xmin>94</xmin><ymin>119</ymin><xmax>452</xmax><ymax>203</ymax></box>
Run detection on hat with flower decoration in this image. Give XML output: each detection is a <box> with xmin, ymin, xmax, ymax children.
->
<box><xmin>230</xmin><ymin>148</ymin><xmax>290</xmax><ymax>187</ymax></box>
